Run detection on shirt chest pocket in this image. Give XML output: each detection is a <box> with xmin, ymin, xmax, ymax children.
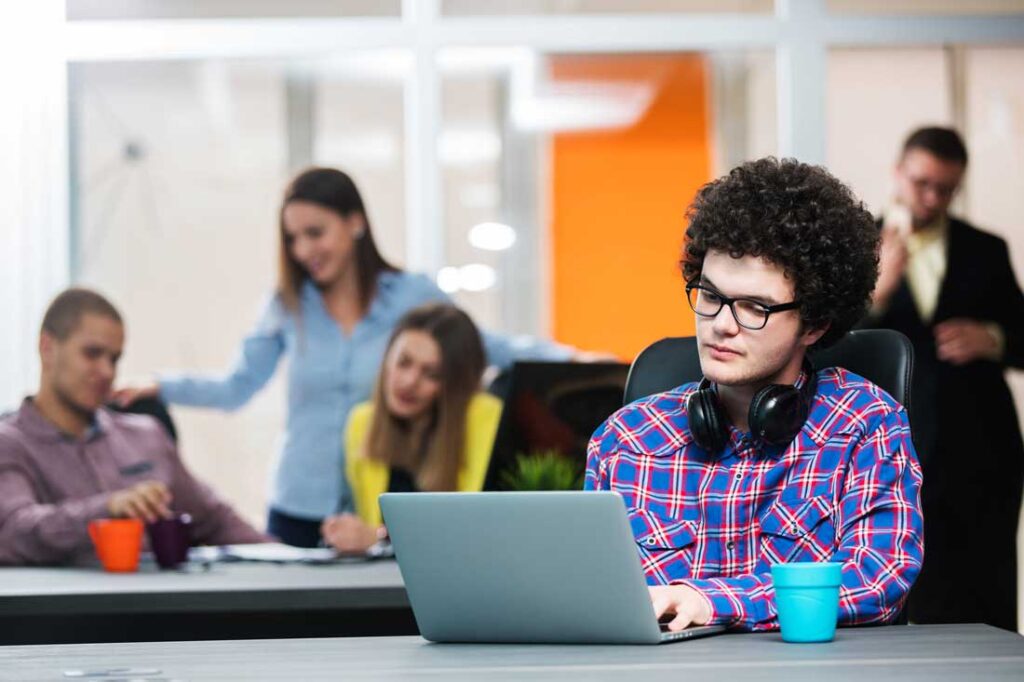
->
<box><xmin>118</xmin><ymin>460</ymin><xmax>155</xmax><ymax>478</ymax></box>
<box><xmin>628</xmin><ymin>508</ymin><xmax>699</xmax><ymax>580</ymax></box>
<box><xmin>758</xmin><ymin>495</ymin><xmax>836</xmax><ymax>563</ymax></box>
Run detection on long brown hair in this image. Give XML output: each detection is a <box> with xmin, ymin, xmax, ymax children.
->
<box><xmin>364</xmin><ymin>303</ymin><xmax>487</xmax><ymax>492</ymax></box>
<box><xmin>277</xmin><ymin>167</ymin><xmax>396</xmax><ymax>312</ymax></box>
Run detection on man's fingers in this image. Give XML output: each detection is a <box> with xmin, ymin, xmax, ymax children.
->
<box><xmin>122</xmin><ymin>497</ymin><xmax>146</xmax><ymax>520</ymax></box>
<box><xmin>667</xmin><ymin>609</ymin><xmax>695</xmax><ymax>632</ymax></box>
<box><xmin>134</xmin><ymin>495</ymin><xmax>160</xmax><ymax>523</ymax></box>
<box><xmin>136</xmin><ymin>485</ymin><xmax>172</xmax><ymax>520</ymax></box>
<box><xmin>650</xmin><ymin>597</ymin><xmax>669</xmax><ymax>620</ymax></box>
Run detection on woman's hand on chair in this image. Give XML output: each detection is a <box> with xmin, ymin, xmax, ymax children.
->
<box><xmin>111</xmin><ymin>382</ymin><xmax>160</xmax><ymax>407</ymax></box>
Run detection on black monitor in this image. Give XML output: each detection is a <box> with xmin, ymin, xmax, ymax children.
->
<box><xmin>484</xmin><ymin>361</ymin><xmax>630</xmax><ymax>491</ymax></box>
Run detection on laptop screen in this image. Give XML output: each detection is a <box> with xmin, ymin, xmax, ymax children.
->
<box><xmin>483</xmin><ymin>361</ymin><xmax>630</xmax><ymax>492</ymax></box>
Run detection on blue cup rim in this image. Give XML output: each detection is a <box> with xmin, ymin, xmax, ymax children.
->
<box><xmin>770</xmin><ymin>561</ymin><xmax>843</xmax><ymax>587</ymax></box>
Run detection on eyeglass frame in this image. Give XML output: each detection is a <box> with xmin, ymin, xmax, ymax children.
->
<box><xmin>685</xmin><ymin>282</ymin><xmax>801</xmax><ymax>331</ymax></box>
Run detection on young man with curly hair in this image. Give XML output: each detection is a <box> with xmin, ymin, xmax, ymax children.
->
<box><xmin>585</xmin><ymin>158</ymin><xmax>924</xmax><ymax>632</ymax></box>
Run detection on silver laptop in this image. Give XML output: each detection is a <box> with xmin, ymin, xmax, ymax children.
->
<box><xmin>380</xmin><ymin>491</ymin><xmax>726</xmax><ymax>644</ymax></box>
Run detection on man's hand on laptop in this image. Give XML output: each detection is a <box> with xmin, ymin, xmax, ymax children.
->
<box><xmin>649</xmin><ymin>585</ymin><xmax>713</xmax><ymax>631</ymax></box>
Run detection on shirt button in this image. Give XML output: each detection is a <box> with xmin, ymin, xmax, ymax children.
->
<box><xmin>726</xmin><ymin>541</ymin><xmax>735</xmax><ymax>551</ymax></box>
<box><xmin>646</xmin><ymin>537</ymin><xmax>657</xmax><ymax>546</ymax></box>
<box><xmin>735</xmin><ymin>472</ymin><xmax>742</xmax><ymax>480</ymax></box>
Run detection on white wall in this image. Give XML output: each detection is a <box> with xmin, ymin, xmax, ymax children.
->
<box><xmin>827</xmin><ymin>48</ymin><xmax>952</xmax><ymax>210</ymax></box>
<box><xmin>0</xmin><ymin>2</ymin><xmax>68</xmax><ymax>411</ymax></box>
<box><xmin>73</xmin><ymin>60</ymin><xmax>288</xmax><ymax>525</ymax></box>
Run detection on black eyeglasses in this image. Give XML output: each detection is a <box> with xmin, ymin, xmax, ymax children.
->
<box><xmin>685</xmin><ymin>282</ymin><xmax>801</xmax><ymax>330</ymax></box>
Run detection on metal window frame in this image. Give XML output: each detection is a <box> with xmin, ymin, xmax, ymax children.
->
<box><xmin>61</xmin><ymin>0</ymin><xmax>1024</xmax><ymax>274</ymax></box>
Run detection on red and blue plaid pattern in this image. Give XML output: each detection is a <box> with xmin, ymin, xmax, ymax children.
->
<box><xmin>585</xmin><ymin>367</ymin><xmax>924</xmax><ymax>631</ymax></box>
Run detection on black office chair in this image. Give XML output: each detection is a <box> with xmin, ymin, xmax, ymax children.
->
<box><xmin>107</xmin><ymin>396</ymin><xmax>178</xmax><ymax>442</ymax></box>
<box><xmin>623</xmin><ymin>329</ymin><xmax>913</xmax><ymax>413</ymax></box>
<box><xmin>623</xmin><ymin>328</ymin><xmax>915</xmax><ymax>625</ymax></box>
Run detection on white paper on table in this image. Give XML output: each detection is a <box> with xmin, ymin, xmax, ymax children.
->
<box><xmin>189</xmin><ymin>542</ymin><xmax>338</xmax><ymax>564</ymax></box>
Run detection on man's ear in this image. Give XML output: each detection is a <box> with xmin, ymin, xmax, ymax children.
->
<box><xmin>39</xmin><ymin>333</ymin><xmax>57</xmax><ymax>369</ymax></box>
<box><xmin>801</xmin><ymin>322</ymin><xmax>830</xmax><ymax>349</ymax></box>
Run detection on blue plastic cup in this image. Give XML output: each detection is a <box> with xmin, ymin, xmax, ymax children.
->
<box><xmin>770</xmin><ymin>561</ymin><xmax>842</xmax><ymax>643</ymax></box>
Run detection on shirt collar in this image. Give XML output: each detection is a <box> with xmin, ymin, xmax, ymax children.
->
<box><xmin>704</xmin><ymin>367</ymin><xmax>815</xmax><ymax>461</ymax></box>
<box><xmin>17</xmin><ymin>398</ymin><xmax>107</xmax><ymax>443</ymax></box>
<box><xmin>907</xmin><ymin>214</ymin><xmax>948</xmax><ymax>253</ymax></box>
<box><xmin>300</xmin><ymin>270</ymin><xmax>400</xmax><ymax>322</ymax></box>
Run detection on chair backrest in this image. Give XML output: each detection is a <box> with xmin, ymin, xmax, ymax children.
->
<box><xmin>107</xmin><ymin>397</ymin><xmax>178</xmax><ymax>442</ymax></box>
<box><xmin>623</xmin><ymin>329</ymin><xmax>914</xmax><ymax>413</ymax></box>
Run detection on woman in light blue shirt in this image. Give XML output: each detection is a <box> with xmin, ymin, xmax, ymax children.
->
<box><xmin>117</xmin><ymin>168</ymin><xmax>569</xmax><ymax>546</ymax></box>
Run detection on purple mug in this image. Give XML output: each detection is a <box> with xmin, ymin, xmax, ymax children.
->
<box><xmin>146</xmin><ymin>514</ymin><xmax>193</xmax><ymax>569</ymax></box>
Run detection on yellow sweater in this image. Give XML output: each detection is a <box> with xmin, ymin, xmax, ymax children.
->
<box><xmin>344</xmin><ymin>393</ymin><xmax>503</xmax><ymax>526</ymax></box>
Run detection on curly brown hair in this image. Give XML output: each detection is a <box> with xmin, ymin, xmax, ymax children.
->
<box><xmin>681</xmin><ymin>157</ymin><xmax>879</xmax><ymax>349</ymax></box>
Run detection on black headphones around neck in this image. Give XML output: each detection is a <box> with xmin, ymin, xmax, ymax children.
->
<box><xmin>686</xmin><ymin>360</ymin><xmax>818</xmax><ymax>454</ymax></box>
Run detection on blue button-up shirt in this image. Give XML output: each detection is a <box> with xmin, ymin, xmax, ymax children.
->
<box><xmin>159</xmin><ymin>271</ymin><xmax>569</xmax><ymax>519</ymax></box>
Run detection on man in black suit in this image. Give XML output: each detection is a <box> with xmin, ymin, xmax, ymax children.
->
<box><xmin>865</xmin><ymin>127</ymin><xmax>1024</xmax><ymax>631</ymax></box>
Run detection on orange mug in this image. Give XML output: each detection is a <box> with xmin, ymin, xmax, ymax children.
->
<box><xmin>88</xmin><ymin>519</ymin><xmax>144</xmax><ymax>572</ymax></box>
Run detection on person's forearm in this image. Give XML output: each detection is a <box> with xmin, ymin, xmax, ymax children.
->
<box><xmin>676</xmin><ymin>573</ymin><xmax>773</xmax><ymax>630</ymax></box>
<box><xmin>676</xmin><ymin>547</ymin><xmax>916</xmax><ymax>632</ymax></box>
<box><xmin>158</xmin><ymin>311</ymin><xmax>284</xmax><ymax>411</ymax></box>
<box><xmin>0</xmin><ymin>494</ymin><xmax>110</xmax><ymax>565</ymax></box>
<box><xmin>158</xmin><ymin>371</ymin><xmax>266</xmax><ymax>411</ymax></box>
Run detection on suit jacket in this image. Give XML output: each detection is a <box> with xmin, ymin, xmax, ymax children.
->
<box><xmin>864</xmin><ymin>216</ymin><xmax>1024</xmax><ymax>507</ymax></box>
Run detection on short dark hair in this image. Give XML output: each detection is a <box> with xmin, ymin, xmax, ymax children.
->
<box><xmin>681</xmin><ymin>157</ymin><xmax>879</xmax><ymax>349</ymax></box>
<box><xmin>901</xmin><ymin>126</ymin><xmax>968</xmax><ymax>167</ymax></box>
<box><xmin>41</xmin><ymin>288</ymin><xmax>123</xmax><ymax>341</ymax></box>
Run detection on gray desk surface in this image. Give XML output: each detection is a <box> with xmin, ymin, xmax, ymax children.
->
<box><xmin>0</xmin><ymin>561</ymin><xmax>413</xmax><ymax>644</ymax></box>
<box><xmin>1</xmin><ymin>624</ymin><xmax>1021</xmax><ymax>681</ymax></box>
<box><xmin>0</xmin><ymin>560</ymin><xmax>407</xmax><ymax>614</ymax></box>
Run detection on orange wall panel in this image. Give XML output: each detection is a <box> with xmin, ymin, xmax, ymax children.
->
<box><xmin>550</xmin><ymin>54</ymin><xmax>711</xmax><ymax>361</ymax></box>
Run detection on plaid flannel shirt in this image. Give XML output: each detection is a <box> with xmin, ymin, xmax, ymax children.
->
<box><xmin>584</xmin><ymin>367</ymin><xmax>923</xmax><ymax>631</ymax></box>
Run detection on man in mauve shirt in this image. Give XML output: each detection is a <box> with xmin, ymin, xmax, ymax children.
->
<box><xmin>0</xmin><ymin>288</ymin><xmax>266</xmax><ymax>566</ymax></box>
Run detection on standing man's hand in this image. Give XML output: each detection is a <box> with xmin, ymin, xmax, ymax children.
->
<box><xmin>107</xmin><ymin>481</ymin><xmax>173</xmax><ymax>522</ymax></box>
<box><xmin>649</xmin><ymin>584</ymin><xmax>713</xmax><ymax>632</ymax></box>
<box><xmin>934</xmin><ymin>318</ymin><xmax>1002</xmax><ymax>365</ymax></box>
<box><xmin>872</xmin><ymin>226</ymin><xmax>909</xmax><ymax>311</ymax></box>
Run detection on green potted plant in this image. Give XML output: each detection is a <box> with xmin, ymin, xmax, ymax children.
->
<box><xmin>499</xmin><ymin>450</ymin><xmax>585</xmax><ymax>491</ymax></box>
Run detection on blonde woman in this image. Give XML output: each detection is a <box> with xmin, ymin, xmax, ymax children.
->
<box><xmin>321</xmin><ymin>303</ymin><xmax>501</xmax><ymax>552</ymax></box>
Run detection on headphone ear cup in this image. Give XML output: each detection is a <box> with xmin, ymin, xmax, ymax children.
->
<box><xmin>748</xmin><ymin>384</ymin><xmax>806</xmax><ymax>445</ymax></box>
<box><xmin>687</xmin><ymin>387</ymin><xmax>728</xmax><ymax>454</ymax></box>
